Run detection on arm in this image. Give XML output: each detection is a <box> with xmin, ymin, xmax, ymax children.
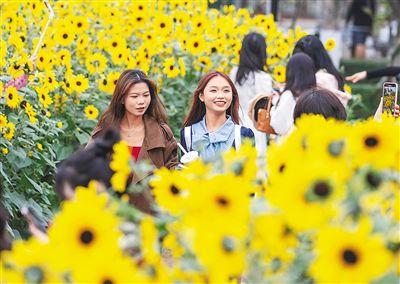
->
<box><xmin>270</xmin><ymin>91</ymin><xmax>296</xmax><ymax>135</ymax></box>
<box><xmin>367</xmin><ymin>66</ymin><xmax>400</xmax><ymax>79</ymax></box>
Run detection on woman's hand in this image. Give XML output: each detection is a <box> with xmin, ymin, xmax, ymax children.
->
<box><xmin>345</xmin><ymin>71</ymin><xmax>367</xmax><ymax>83</ymax></box>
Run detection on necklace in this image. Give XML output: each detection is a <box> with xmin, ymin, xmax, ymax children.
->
<box><xmin>120</xmin><ymin>124</ymin><xmax>144</xmax><ymax>138</ymax></box>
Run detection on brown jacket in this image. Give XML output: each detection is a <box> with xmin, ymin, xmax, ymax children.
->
<box><xmin>129</xmin><ymin>115</ymin><xmax>178</xmax><ymax>213</ymax></box>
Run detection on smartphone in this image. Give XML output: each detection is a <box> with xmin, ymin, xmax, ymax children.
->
<box><xmin>21</xmin><ymin>205</ymin><xmax>47</xmax><ymax>233</ymax></box>
<box><xmin>382</xmin><ymin>82</ymin><xmax>398</xmax><ymax>116</ymax></box>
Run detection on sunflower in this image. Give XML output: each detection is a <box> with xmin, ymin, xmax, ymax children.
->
<box><xmin>56</xmin><ymin>49</ymin><xmax>71</xmax><ymax>68</ymax></box>
<box><xmin>222</xmin><ymin>141</ymin><xmax>257</xmax><ymax>182</ymax></box>
<box><xmin>72</xmin><ymin>74</ymin><xmax>89</xmax><ymax>94</ymax></box>
<box><xmin>3</xmin><ymin>122</ymin><xmax>15</xmax><ymax>141</ymax></box>
<box><xmin>310</xmin><ymin>226</ymin><xmax>393</xmax><ymax>282</ymax></box>
<box><xmin>153</xmin><ymin>13</ymin><xmax>173</xmax><ymax>36</ymax></box>
<box><xmin>71</xmin><ymin>15</ymin><xmax>89</xmax><ymax>35</ymax></box>
<box><xmin>36</xmin><ymin>86</ymin><xmax>53</xmax><ymax>108</ymax></box>
<box><xmin>25</xmin><ymin>102</ymin><xmax>38</xmax><ymax>125</ymax></box>
<box><xmin>5</xmin><ymin>86</ymin><xmax>22</xmax><ymax>109</ymax></box>
<box><xmin>194</xmin><ymin>233</ymin><xmax>246</xmax><ymax>283</ymax></box>
<box><xmin>163</xmin><ymin>57</ymin><xmax>180</xmax><ymax>78</ymax></box>
<box><xmin>48</xmin><ymin>190</ymin><xmax>122</xmax><ymax>271</ymax></box>
<box><xmin>266</xmin><ymin>160</ymin><xmax>346</xmax><ymax>231</ymax></box>
<box><xmin>54</xmin><ymin>26</ymin><xmax>75</xmax><ymax>46</ymax></box>
<box><xmin>71</xmin><ymin>255</ymin><xmax>145</xmax><ymax>283</ymax></box>
<box><xmin>150</xmin><ymin>167</ymin><xmax>189</xmax><ymax>215</ymax></box>
<box><xmin>0</xmin><ymin>114</ymin><xmax>8</xmax><ymax>129</ymax></box>
<box><xmin>85</xmin><ymin>52</ymin><xmax>107</xmax><ymax>74</ymax></box>
<box><xmin>84</xmin><ymin>105</ymin><xmax>99</xmax><ymax>120</ymax></box>
<box><xmin>194</xmin><ymin>56</ymin><xmax>213</xmax><ymax>72</ymax></box>
<box><xmin>186</xmin><ymin>35</ymin><xmax>206</xmax><ymax>56</ymax></box>
<box><xmin>325</xmin><ymin>38</ymin><xmax>336</xmax><ymax>52</ymax></box>
<box><xmin>99</xmin><ymin>71</ymin><xmax>120</xmax><ymax>95</ymax></box>
<box><xmin>76</xmin><ymin>34</ymin><xmax>90</xmax><ymax>51</ymax></box>
<box><xmin>349</xmin><ymin>118</ymin><xmax>399</xmax><ymax>170</ymax></box>
<box><xmin>110</xmin><ymin>141</ymin><xmax>132</xmax><ymax>192</ymax></box>
<box><xmin>36</xmin><ymin>49</ymin><xmax>50</xmax><ymax>71</ymax></box>
<box><xmin>273</xmin><ymin>65</ymin><xmax>286</xmax><ymax>83</ymax></box>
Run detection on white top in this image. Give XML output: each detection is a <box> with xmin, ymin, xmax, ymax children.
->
<box><xmin>270</xmin><ymin>90</ymin><xmax>296</xmax><ymax>136</ymax></box>
<box><xmin>316</xmin><ymin>69</ymin><xmax>351</xmax><ymax>107</ymax></box>
<box><xmin>229</xmin><ymin>66</ymin><xmax>273</xmax><ymax>128</ymax></box>
<box><xmin>229</xmin><ymin>67</ymin><xmax>273</xmax><ymax>159</ymax></box>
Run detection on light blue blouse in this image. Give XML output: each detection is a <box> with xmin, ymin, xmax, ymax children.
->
<box><xmin>191</xmin><ymin>116</ymin><xmax>235</xmax><ymax>162</ymax></box>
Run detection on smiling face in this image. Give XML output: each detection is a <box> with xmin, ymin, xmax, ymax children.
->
<box><xmin>199</xmin><ymin>75</ymin><xmax>233</xmax><ymax>116</ymax></box>
<box><xmin>123</xmin><ymin>82</ymin><xmax>151</xmax><ymax>117</ymax></box>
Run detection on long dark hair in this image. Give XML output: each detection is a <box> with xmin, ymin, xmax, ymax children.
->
<box><xmin>293</xmin><ymin>35</ymin><xmax>344</xmax><ymax>91</ymax></box>
<box><xmin>284</xmin><ymin>53</ymin><xmax>316</xmax><ymax>98</ymax></box>
<box><xmin>183</xmin><ymin>71</ymin><xmax>240</xmax><ymax>127</ymax></box>
<box><xmin>92</xmin><ymin>69</ymin><xmax>167</xmax><ymax>138</ymax></box>
<box><xmin>293</xmin><ymin>88</ymin><xmax>347</xmax><ymax>122</ymax></box>
<box><xmin>236</xmin><ymin>33</ymin><xmax>267</xmax><ymax>86</ymax></box>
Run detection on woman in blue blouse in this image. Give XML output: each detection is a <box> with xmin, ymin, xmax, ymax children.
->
<box><xmin>180</xmin><ymin>71</ymin><xmax>254</xmax><ymax>162</ymax></box>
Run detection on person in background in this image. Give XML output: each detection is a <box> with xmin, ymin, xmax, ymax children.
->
<box><xmin>293</xmin><ymin>35</ymin><xmax>351</xmax><ymax>106</ymax></box>
<box><xmin>345</xmin><ymin>0</ymin><xmax>376</xmax><ymax>59</ymax></box>
<box><xmin>181</xmin><ymin>71</ymin><xmax>254</xmax><ymax>163</ymax></box>
<box><xmin>229</xmin><ymin>32</ymin><xmax>272</xmax><ymax>158</ymax></box>
<box><xmin>270</xmin><ymin>53</ymin><xmax>317</xmax><ymax>136</ymax></box>
<box><xmin>293</xmin><ymin>88</ymin><xmax>347</xmax><ymax>122</ymax></box>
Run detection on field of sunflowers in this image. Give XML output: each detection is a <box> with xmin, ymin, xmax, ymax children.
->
<box><xmin>1</xmin><ymin>0</ymin><xmax>399</xmax><ymax>283</ymax></box>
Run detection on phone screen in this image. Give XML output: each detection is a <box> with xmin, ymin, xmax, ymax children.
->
<box><xmin>382</xmin><ymin>82</ymin><xmax>398</xmax><ymax>115</ymax></box>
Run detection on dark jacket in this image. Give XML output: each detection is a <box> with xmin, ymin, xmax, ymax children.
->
<box><xmin>129</xmin><ymin>115</ymin><xmax>178</xmax><ymax>213</ymax></box>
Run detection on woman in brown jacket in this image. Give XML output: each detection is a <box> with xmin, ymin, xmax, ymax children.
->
<box><xmin>90</xmin><ymin>69</ymin><xmax>179</xmax><ymax>213</ymax></box>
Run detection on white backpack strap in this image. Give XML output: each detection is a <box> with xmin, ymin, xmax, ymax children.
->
<box><xmin>234</xmin><ymin>125</ymin><xmax>241</xmax><ymax>151</ymax></box>
<box><xmin>184</xmin><ymin>126</ymin><xmax>191</xmax><ymax>151</ymax></box>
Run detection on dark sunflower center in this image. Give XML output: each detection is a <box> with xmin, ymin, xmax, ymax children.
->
<box><xmin>169</xmin><ymin>65</ymin><xmax>174</xmax><ymax>71</ymax></box>
<box><xmin>160</xmin><ymin>23</ymin><xmax>166</xmax><ymax>28</ymax></box>
<box><xmin>48</xmin><ymin>77</ymin><xmax>52</xmax><ymax>83</ymax></box>
<box><xmin>137</xmin><ymin>17</ymin><xmax>142</xmax><ymax>21</ymax></box>
<box><xmin>328</xmin><ymin>140</ymin><xmax>344</xmax><ymax>157</ymax></box>
<box><xmin>66</xmin><ymin>82</ymin><xmax>70</xmax><ymax>88</ymax></box>
<box><xmin>364</xmin><ymin>136</ymin><xmax>378</xmax><ymax>148</ymax></box>
<box><xmin>279</xmin><ymin>164</ymin><xmax>285</xmax><ymax>173</ymax></box>
<box><xmin>112</xmin><ymin>42</ymin><xmax>117</xmax><ymax>47</ymax></box>
<box><xmin>80</xmin><ymin>229</ymin><xmax>94</xmax><ymax>245</ymax></box>
<box><xmin>20</xmin><ymin>36</ymin><xmax>25</xmax><ymax>42</ymax></box>
<box><xmin>113</xmin><ymin>80</ymin><xmax>118</xmax><ymax>85</ymax></box>
<box><xmin>194</xmin><ymin>42</ymin><xmax>199</xmax><ymax>48</ymax></box>
<box><xmin>139</xmin><ymin>5</ymin><xmax>143</xmax><ymax>10</ymax></box>
<box><xmin>41</xmin><ymin>94</ymin><xmax>45</xmax><ymax>100</ymax></box>
<box><xmin>89</xmin><ymin>110</ymin><xmax>93</xmax><ymax>114</ymax></box>
<box><xmin>40</xmin><ymin>56</ymin><xmax>44</xmax><ymax>62</ymax></box>
<box><xmin>217</xmin><ymin>196</ymin><xmax>229</xmax><ymax>207</ymax></box>
<box><xmin>342</xmin><ymin>249</ymin><xmax>358</xmax><ymax>265</ymax></box>
<box><xmin>170</xmin><ymin>185</ymin><xmax>180</xmax><ymax>195</ymax></box>
<box><xmin>222</xmin><ymin>237</ymin><xmax>234</xmax><ymax>253</ymax></box>
<box><xmin>102</xmin><ymin>279</ymin><xmax>114</xmax><ymax>284</ymax></box>
<box><xmin>8</xmin><ymin>93</ymin><xmax>13</xmax><ymax>100</ymax></box>
<box><xmin>103</xmin><ymin>79</ymin><xmax>107</xmax><ymax>85</ymax></box>
<box><xmin>76</xmin><ymin>81</ymin><xmax>82</xmax><ymax>86</ymax></box>
<box><xmin>313</xmin><ymin>182</ymin><xmax>331</xmax><ymax>198</ymax></box>
<box><xmin>211</xmin><ymin>47</ymin><xmax>217</xmax><ymax>53</ymax></box>
<box><xmin>63</xmin><ymin>33</ymin><xmax>68</xmax><ymax>39</ymax></box>
<box><xmin>366</xmin><ymin>172</ymin><xmax>381</xmax><ymax>188</ymax></box>
<box><xmin>77</xmin><ymin>22</ymin><xmax>82</xmax><ymax>27</ymax></box>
